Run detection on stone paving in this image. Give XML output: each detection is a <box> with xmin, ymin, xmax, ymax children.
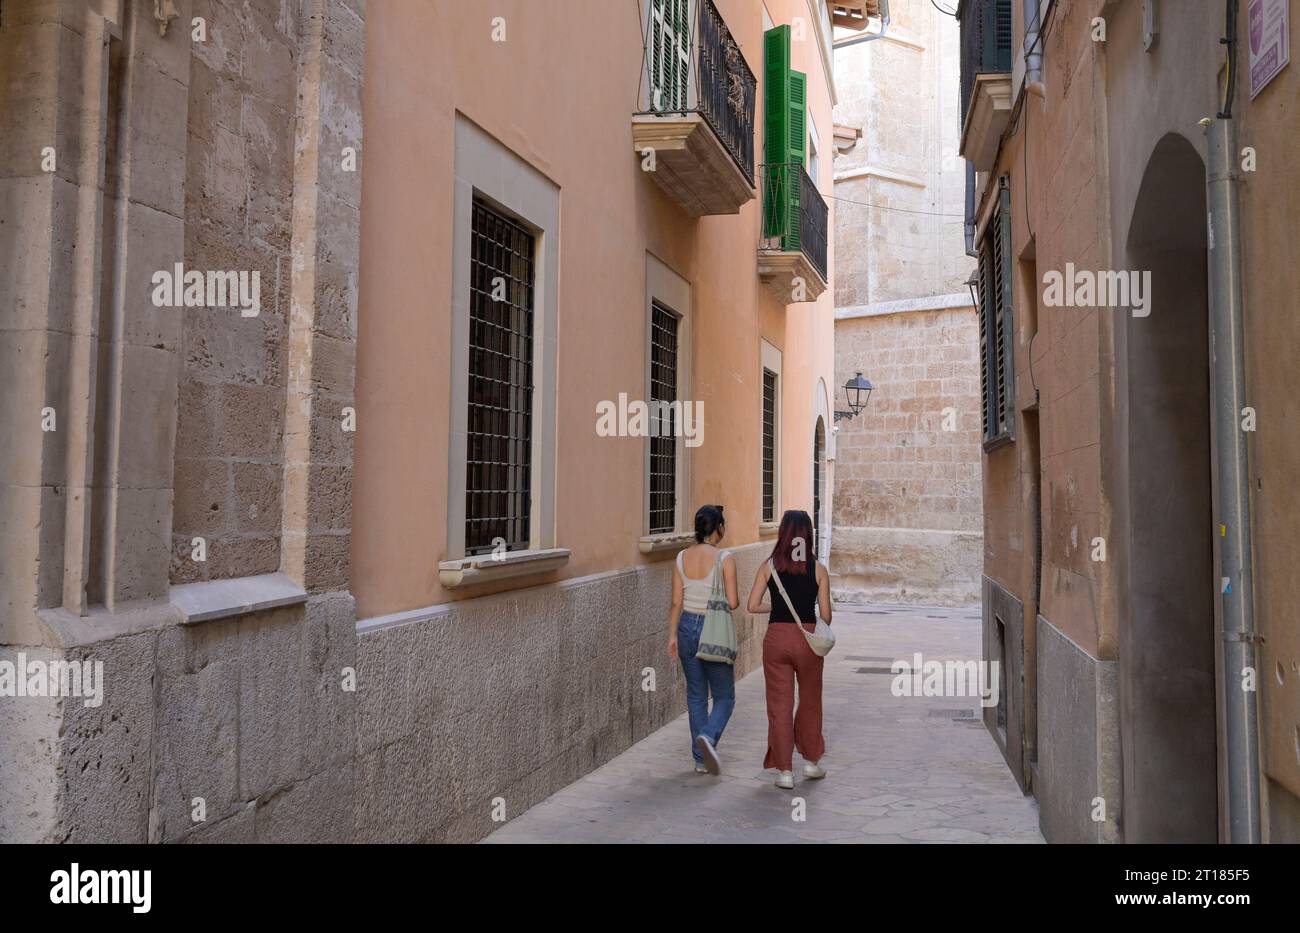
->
<box><xmin>485</xmin><ymin>603</ymin><xmax>1044</xmax><ymax>843</ymax></box>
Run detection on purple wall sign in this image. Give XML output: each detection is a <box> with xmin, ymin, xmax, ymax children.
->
<box><xmin>1248</xmin><ymin>0</ymin><xmax>1291</xmax><ymax>99</ymax></box>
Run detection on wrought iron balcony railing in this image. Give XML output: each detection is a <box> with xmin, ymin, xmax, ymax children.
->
<box><xmin>760</xmin><ymin>162</ymin><xmax>828</xmax><ymax>285</ymax></box>
<box><xmin>636</xmin><ymin>0</ymin><xmax>756</xmax><ymax>183</ymax></box>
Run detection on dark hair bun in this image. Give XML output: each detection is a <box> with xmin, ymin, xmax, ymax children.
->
<box><xmin>694</xmin><ymin>504</ymin><xmax>725</xmax><ymax>543</ymax></box>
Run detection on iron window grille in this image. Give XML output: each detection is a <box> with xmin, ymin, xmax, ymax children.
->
<box><xmin>466</xmin><ymin>198</ymin><xmax>536</xmax><ymax>555</ymax></box>
<box><xmin>977</xmin><ymin>179</ymin><xmax>1015</xmax><ymax>446</ymax></box>
<box><xmin>762</xmin><ymin>368</ymin><xmax>777</xmax><ymax>523</ymax></box>
<box><xmin>649</xmin><ymin>301</ymin><xmax>680</xmax><ymax>535</ymax></box>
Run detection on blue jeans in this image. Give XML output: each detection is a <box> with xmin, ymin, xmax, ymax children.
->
<box><xmin>677</xmin><ymin>611</ymin><xmax>736</xmax><ymax>763</ymax></box>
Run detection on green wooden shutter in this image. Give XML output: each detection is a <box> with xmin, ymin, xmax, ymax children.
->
<box><xmin>764</xmin><ymin>26</ymin><xmax>791</xmax><ymax>163</ymax></box>
<box><xmin>789</xmin><ymin>71</ymin><xmax>806</xmax><ymax>164</ymax></box>
<box><xmin>675</xmin><ymin>0</ymin><xmax>690</xmax><ymax>110</ymax></box>
<box><xmin>649</xmin><ymin>0</ymin><xmax>665</xmax><ymax>109</ymax></box>
<box><xmin>764</xmin><ymin>26</ymin><xmax>791</xmax><ymax>241</ymax></box>
<box><xmin>649</xmin><ymin>0</ymin><xmax>688</xmax><ymax>112</ymax></box>
<box><xmin>785</xmin><ymin>70</ymin><xmax>806</xmax><ymax>250</ymax></box>
<box><xmin>763</xmin><ymin>26</ymin><xmax>806</xmax><ymax>250</ymax></box>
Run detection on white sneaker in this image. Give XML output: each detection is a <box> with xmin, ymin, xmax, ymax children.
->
<box><xmin>803</xmin><ymin>761</ymin><xmax>826</xmax><ymax>780</ymax></box>
<box><xmin>775</xmin><ymin>771</ymin><xmax>795</xmax><ymax>789</ymax></box>
<box><xmin>695</xmin><ymin>735</ymin><xmax>721</xmax><ymax>775</ymax></box>
<box><xmin>694</xmin><ymin>763</ymin><xmax>708</xmax><ymax>774</ymax></box>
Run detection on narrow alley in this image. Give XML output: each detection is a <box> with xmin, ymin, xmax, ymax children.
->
<box><xmin>486</xmin><ymin>603</ymin><xmax>1041</xmax><ymax>844</ymax></box>
<box><xmin>2</xmin><ymin>0</ymin><xmax>1296</xmax><ymax>878</ymax></box>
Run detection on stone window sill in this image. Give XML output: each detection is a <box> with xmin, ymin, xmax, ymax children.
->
<box><xmin>982</xmin><ymin>432</ymin><xmax>1014</xmax><ymax>453</ymax></box>
<box><xmin>438</xmin><ymin>547</ymin><xmax>571</xmax><ymax>588</ymax></box>
<box><xmin>170</xmin><ymin>572</ymin><xmax>308</xmax><ymax>624</ymax></box>
<box><xmin>638</xmin><ymin>532</ymin><xmax>696</xmax><ymax>554</ymax></box>
<box><xmin>759</xmin><ymin>522</ymin><xmax>779</xmax><ymax>538</ymax></box>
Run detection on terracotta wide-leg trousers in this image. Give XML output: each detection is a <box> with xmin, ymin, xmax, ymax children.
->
<box><xmin>762</xmin><ymin>622</ymin><xmax>825</xmax><ymax>771</ymax></box>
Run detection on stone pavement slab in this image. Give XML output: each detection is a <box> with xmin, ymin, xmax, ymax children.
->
<box><xmin>484</xmin><ymin>603</ymin><xmax>1044</xmax><ymax>844</ymax></box>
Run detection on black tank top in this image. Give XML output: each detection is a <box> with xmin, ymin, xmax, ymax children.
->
<box><xmin>767</xmin><ymin>561</ymin><xmax>818</xmax><ymax>624</ymax></box>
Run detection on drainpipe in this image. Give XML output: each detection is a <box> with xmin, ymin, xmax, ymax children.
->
<box><xmin>1205</xmin><ymin>0</ymin><xmax>1260</xmax><ymax>844</ymax></box>
<box><xmin>964</xmin><ymin>161</ymin><xmax>977</xmax><ymax>256</ymax></box>
<box><xmin>1022</xmin><ymin>0</ymin><xmax>1045</xmax><ymax>96</ymax></box>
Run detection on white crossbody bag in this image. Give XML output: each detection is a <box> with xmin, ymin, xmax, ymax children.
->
<box><xmin>768</xmin><ymin>560</ymin><xmax>835</xmax><ymax>657</ymax></box>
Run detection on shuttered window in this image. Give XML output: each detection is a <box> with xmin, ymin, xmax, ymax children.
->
<box><xmin>649</xmin><ymin>0</ymin><xmax>690</xmax><ymax>112</ymax></box>
<box><xmin>977</xmin><ymin>179</ymin><xmax>1015</xmax><ymax>445</ymax></box>
<box><xmin>762</xmin><ymin>25</ymin><xmax>806</xmax><ymax>251</ymax></box>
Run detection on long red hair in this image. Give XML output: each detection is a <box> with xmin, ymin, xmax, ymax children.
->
<box><xmin>770</xmin><ymin>510</ymin><xmax>814</xmax><ymax>575</ymax></box>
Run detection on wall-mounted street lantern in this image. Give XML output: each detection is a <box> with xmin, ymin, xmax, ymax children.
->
<box><xmin>966</xmin><ymin>269</ymin><xmax>980</xmax><ymax>313</ymax></box>
<box><xmin>833</xmin><ymin>372</ymin><xmax>874</xmax><ymax>423</ymax></box>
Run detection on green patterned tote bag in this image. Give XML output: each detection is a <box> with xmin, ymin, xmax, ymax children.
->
<box><xmin>695</xmin><ymin>550</ymin><xmax>738</xmax><ymax>664</ymax></box>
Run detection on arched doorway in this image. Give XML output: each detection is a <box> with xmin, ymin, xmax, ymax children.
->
<box><xmin>813</xmin><ymin>417</ymin><xmax>826</xmax><ymax>560</ymax></box>
<box><xmin>1121</xmin><ymin>133</ymin><xmax>1217</xmax><ymax>841</ymax></box>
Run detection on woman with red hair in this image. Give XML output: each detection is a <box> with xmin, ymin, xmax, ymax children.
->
<box><xmin>746</xmin><ymin>509</ymin><xmax>832</xmax><ymax>789</ymax></box>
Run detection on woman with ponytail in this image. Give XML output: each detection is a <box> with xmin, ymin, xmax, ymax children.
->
<box><xmin>666</xmin><ymin>504</ymin><xmax>739</xmax><ymax>774</ymax></box>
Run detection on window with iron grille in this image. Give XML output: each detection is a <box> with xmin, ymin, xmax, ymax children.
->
<box><xmin>648</xmin><ymin>301</ymin><xmax>680</xmax><ymax>535</ymax></box>
<box><xmin>977</xmin><ymin>178</ymin><xmax>1015</xmax><ymax>445</ymax></box>
<box><xmin>466</xmin><ymin>198</ymin><xmax>535</xmax><ymax>555</ymax></box>
<box><xmin>762</xmin><ymin>368</ymin><xmax>777</xmax><ymax>522</ymax></box>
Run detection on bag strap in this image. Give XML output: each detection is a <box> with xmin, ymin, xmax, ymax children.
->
<box><xmin>710</xmin><ymin>549</ymin><xmax>730</xmax><ymax>593</ymax></box>
<box><xmin>769</xmin><ymin>560</ymin><xmax>802</xmax><ymax>623</ymax></box>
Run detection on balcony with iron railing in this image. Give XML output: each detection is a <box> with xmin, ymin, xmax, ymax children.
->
<box><xmin>632</xmin><ymin>0</ymin><xmax>757</xmax><ymax>216</ymax></box>
<box><xmin>757</xmin><ymin>161</ymin><xmax>828</xmax><ymax>303</ymax></box>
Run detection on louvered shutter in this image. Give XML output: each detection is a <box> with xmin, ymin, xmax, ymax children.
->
<box><xmin>977</xmin><ymin>237</ymin><xmax>993</xmax><ymax>439</ymax></box>
<box><xmin>977</xmin><ymin>179</ymin><xmax>1015</xmax><ymax>443</ymax></box>
<box><xmin>979</xmin><ymin>0</ymin><xmax>1014</xmax><ymax>71</ymax></box>
<box><xmin>993</xmin><ymin>0</ymin><xmax>1013</xmax><ymax>69</ymax></box>
<box><xmin>675</xmin><ymin>0</ymin><xmax>690</xmax><ymax>110</ymax></box>
<box><xmin>785</xmin><ymin>70</ymin><xmax>806</xmax><ymax>251</ymax></box>
<box><xmin>991</xmin><ymin>209</ymin><xmax>1006</xmax><ymax>435</ymax></box>
<box><xmin>649</xmin><ymin>0</ymin><xmax>689</xmax><ymax>112</ymax></box>
<box><xmin>650</xmin><ymin>0</ymin><xmax>666</xmax><ymax>109</ymax></box>
<box><xmin>763</xmin><ymin>26</ymin><xmax>792</xmax><ymax>241</ymax></box>
<box><xmin>996</xmin><ymin>181</ymin><xmax>1014</xmax><ymax>436</ymax></box>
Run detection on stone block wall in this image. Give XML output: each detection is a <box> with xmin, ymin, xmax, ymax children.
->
<box><xmin>351</xmin><ymin>543</ymin><xmax>772</xmax><ymax>843</ymax></box>
<box><xmin>0</xmin><ymin>0</ymin><xmax>367</xmax><ymax>843</ymax></box>
<box><xmin>172</xmin><ymin>0</ymin><xmax>299</xmax><ymax>584</ymax></box>
<box><xmin>832</xmin><ymin>304</ymin><xmax>982</xmax><ymax>604</ymax></box>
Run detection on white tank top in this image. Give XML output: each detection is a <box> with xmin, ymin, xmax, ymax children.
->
<box><xmin>678</xmin><ymin>548</ymin><xmax>728</xmax><ymax>614</ymax></box>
